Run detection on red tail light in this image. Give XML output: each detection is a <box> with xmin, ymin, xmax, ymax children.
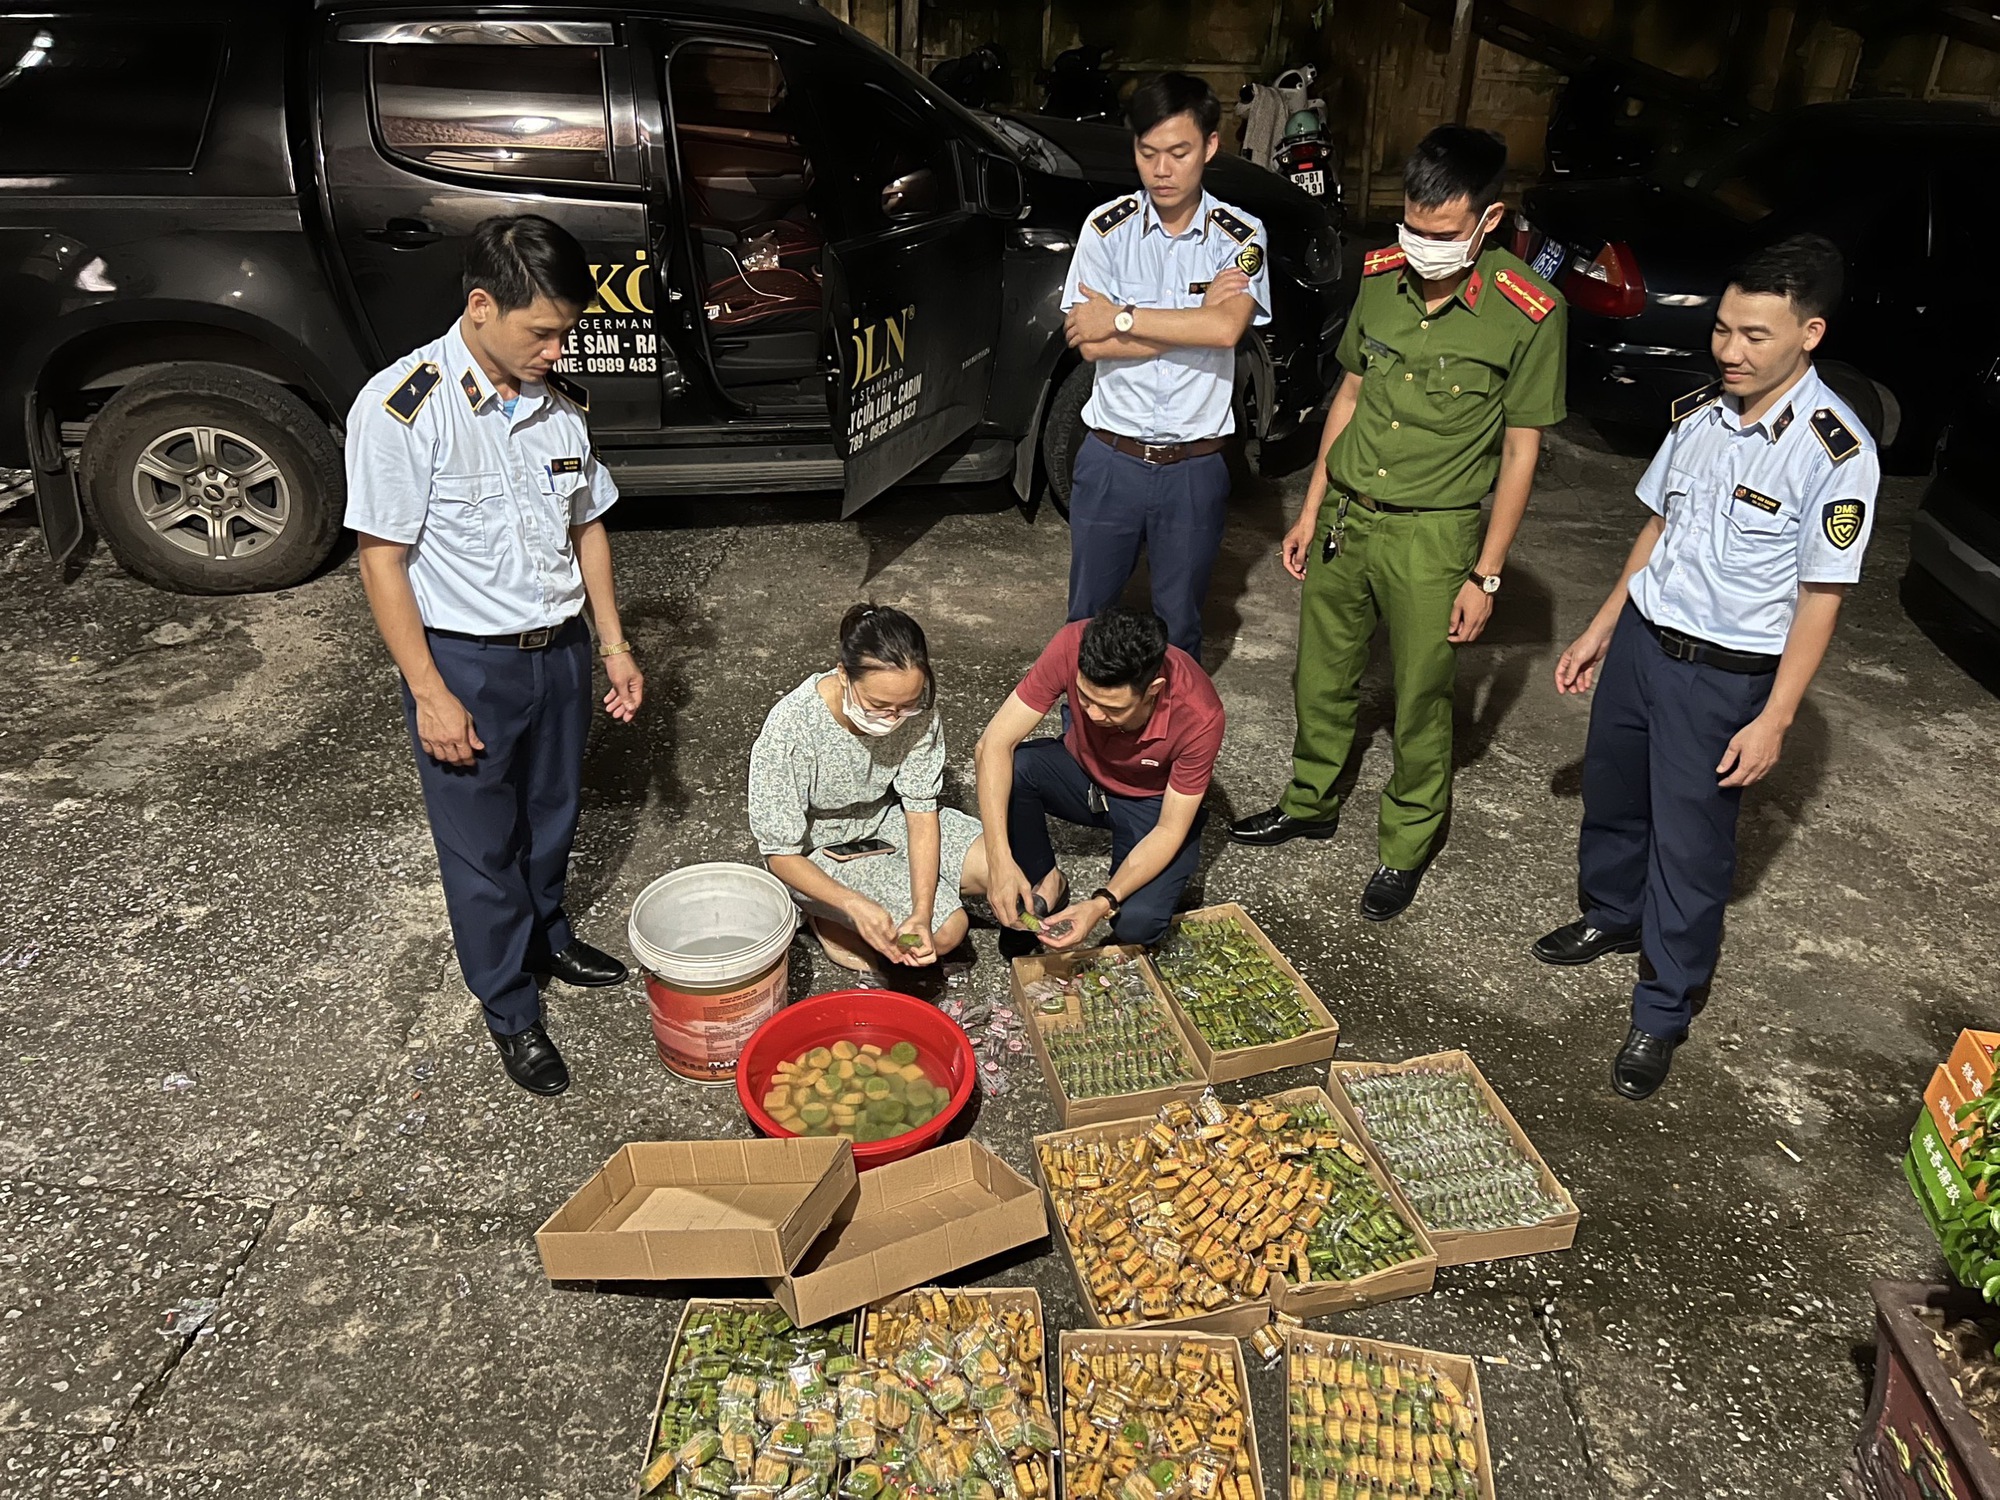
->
<box><xmin>1562</xmin><ymin>241</ymin><xmax>1646</xmax><ymax>318</ymax></box>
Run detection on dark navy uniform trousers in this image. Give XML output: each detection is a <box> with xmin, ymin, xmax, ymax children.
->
<box><xmin>401</xmin><ymin>616</ymin><xmax>592</xmax><ymax>1037</ymax></box>
<box><xmin>1579</xmin><ymin>604</ymin><xmax>1774</xmax><ymax>1041</ymax></box>
<box><xmin>1067</xmin><ymin>434</ymin><xmax>1230</xmax><ymax>660</ymax></box>
<box><xmin>1007</xmin><ymin>738</ymin><xmax>1207</xmax><ymax>947</ymax></box>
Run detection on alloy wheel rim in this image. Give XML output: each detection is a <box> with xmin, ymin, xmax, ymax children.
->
<box><xmin>131</xmin><ymin>424</ymin><xmax>291</xmax><ymax>561</ymax></box>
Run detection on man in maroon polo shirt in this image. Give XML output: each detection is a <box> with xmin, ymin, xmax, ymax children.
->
<box><xmin>974</xmin><ymin>608</ymin><xmax>1225</xmax><ymax>956</ymax></box>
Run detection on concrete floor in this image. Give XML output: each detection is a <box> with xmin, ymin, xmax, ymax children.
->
<box><xmin>2</xmin><ymin>419</ymin><xmax>1996</xmax><ymax>1499</ymax></box>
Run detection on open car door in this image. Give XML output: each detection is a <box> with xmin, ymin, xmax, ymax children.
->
<box><xmin>800</xmin><ymin>67</ymin><xmax>1020</xmax><ymax>516</ymax></box>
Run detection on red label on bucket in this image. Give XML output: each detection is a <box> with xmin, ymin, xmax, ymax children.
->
<box><xmin>648</xmin><ymin>959</ymin><xmax>789</xmax><ymax>1082</ymax></box>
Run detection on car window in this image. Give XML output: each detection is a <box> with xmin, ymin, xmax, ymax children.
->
<box><xmin>805</xmin><ymin>69</ymin><xmax>962</xmax><ymax>235</ymax></box>
<box><xmin>0</xmin><ymin>18</ymin><xmax>223</xmax><ymax>174</ymax></box>
<box><xmin>370</xmin><ymin>43</ymin><xmax>612</xmax><ymax>182</ymax></box>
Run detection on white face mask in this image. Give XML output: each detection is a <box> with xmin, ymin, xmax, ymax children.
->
<box><xmin>839</xmin><ymin>675</ymin><xmax>913</xmax><ymax>737</ymax></box>
<box><xmin>1396</xmin><ymin>209</ymin><xmax>1499</xmax><ymax>282</ymax></box>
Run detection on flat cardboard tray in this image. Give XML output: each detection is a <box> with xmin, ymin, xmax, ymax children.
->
<box><xmin>766</xmin><ymin>1140</ymin><xmax>1048</xmax><ymax>1326</ymax></box>
<box><xmin>1283</xmin><ymin>1325</ymin><xmax>1497</xmax><ymax>1500</ymax></box>
<box><xmin>1256</xmin><ymin>1086</ymin><xmax>1438</xmax><ymax>1318</ymax></box>
<box><xmin>536</xmin><ymin>1137</ymin><xmax>857</xmax><ymax>1282</ymax></box>
<box><xmin>1325</xmin><ymin>1052</ymin><xmax>1580</xmax><ymax>1268</ymax></box>
<box><xmin>1030</xmin><ymin>1110</ymin><xmax>1274</xmax><ymax>1336</ymax></box>
<box><xmin>1149</xmin><ymin>904</ymin><xmax>1340</xmax><ymax>1083</ymax></box>
<box><xmin>1057</xmin><ymin>1329</ymin><xmax>1265</xmax><ymax>1500</ymax></box>
<box><xmin>1010</xmin><ymin>944</ymin><xmax>1209</xmax><ymax>1128</ymax></box>
<box><xmin>637</xmin><ymin>1298</ymin><xmax>859</xmax><ymax>1497</ymax></box>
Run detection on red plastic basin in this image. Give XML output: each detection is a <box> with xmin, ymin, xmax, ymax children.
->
<box><xmin>736</xmin><ymin>990</ymin><xmax>976</xmax><ymax>1170</ymax></box>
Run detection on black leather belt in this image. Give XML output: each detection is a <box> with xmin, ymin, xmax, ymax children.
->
<box><xmin>1090</xmin><ymin>429</ymin><xmax>1229</xmax><ymax>465</ymax></box>
<box><xmin>1351</xmin><ymin>493</ymin><xmax>1482</xmax><ymax>514</ymax></box>
<box><xmin>1642</xmin><ymin>616</ymin><xmax>1779</xmax><ymax>675</ymax></box>
<box><xmin>429</xmin><ymin>615</ymin><xmax>583</xmax><ymax>650</ymax></box>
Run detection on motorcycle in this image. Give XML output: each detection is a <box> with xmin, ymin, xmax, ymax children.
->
<box><xmin>1037</xmin><ymin>44</ymin><xmax>1120</xmax><ymax>123</ymax></box>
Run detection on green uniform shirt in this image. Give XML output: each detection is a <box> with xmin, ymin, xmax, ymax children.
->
<box><xmin>1328</xmin><ymin>243</ymin><xmax>1568</xmax><ymax>509</ymax></box>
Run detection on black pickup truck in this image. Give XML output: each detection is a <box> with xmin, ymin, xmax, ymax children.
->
<box><xmin>5</xmin><ymin>0</ymin><xmax>1344</xmax><ymax>593</ymax></box>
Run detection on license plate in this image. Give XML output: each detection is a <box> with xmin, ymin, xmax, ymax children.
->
<box><xmin>1291</xmin><ymin>169</ymin><xmax>1325</xmax><ymax>197</ymax></box>
<box><xmin>1530</xmin><ymin>237</ymin><xmax>1567</xmax><ymax>280</ymax></box>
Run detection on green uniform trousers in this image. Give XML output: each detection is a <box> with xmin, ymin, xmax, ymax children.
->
<box><xmin>1279</xmin><ymin>500</ymin><xmax>1483</xmax><ymax>870</ymax></box>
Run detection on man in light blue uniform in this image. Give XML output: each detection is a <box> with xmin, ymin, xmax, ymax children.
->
<box><xmin>346</xmin><ymin>216</ymin><xmax>645</xmax><ymax>1097</ymax></box>
<box><xmin>1534</xmin><ymin>235</ymin><xmax>1879</xmax><ymax>1100</ymax></box>
<box><xmin>1060</xmin><ymin>72</ymin><xmax>1271</xmax><ymax>661</ymax></box>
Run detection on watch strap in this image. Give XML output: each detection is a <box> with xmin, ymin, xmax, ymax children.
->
<box><xmin>1090</xmin><ymin>886</ymin><xmax>1122</xmax><ymax>917</ymax></box>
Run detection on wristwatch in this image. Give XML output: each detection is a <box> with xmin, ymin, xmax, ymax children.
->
<box><xmin>1470</xmin><ymin>571</ymin><xmax>1501</xmax><ymax>595</ymax></box>
<box><xmin>1113</xmin><ymin>304</ymin><xmax>1136</xmax><ymax>334</ymax></box>
<box><xmin>1091</xmin><ymin>886</ymin><xmax>1123</xmax><ymax>918</ymax></box>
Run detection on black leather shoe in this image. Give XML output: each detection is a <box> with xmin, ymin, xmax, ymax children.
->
<box><xmin>1359</xmin><ymin>865</ymin><xmax>1424</xmax><ymax>921</ymax></box>
<box><xmin>1611</xmin><ymin>1027</ymin><xmax>1678</xmax><ymax>1101</ymax></box>
<box><xmin>1227</xmin><ymin>807</ymin><xmax>1340</xmax><ymax>847</ymax></box>
<box><xmin>543</xmin><ymin>940</ymin><xmax>628</xmax><ymax>988</ymax></box>
<box><xmin>1532</xmin><ymin>919</ymin><xmax>1641</xmax><ymax>967</ymax></box>
<box><xmin>491</xmin><ymin>1023</ymin><xmax>570</xmax><ymax>1096</ymax></box>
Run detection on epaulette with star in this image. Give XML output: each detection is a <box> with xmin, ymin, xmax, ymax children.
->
<box><xmin>1207</xmin><ymin>205</ymin><xmax>1254</xmax><ymax>244</ymax></box>
<box><xmin>1670</xmin><ymin>381</ymin><xmax>1720</xmax><ymax>425</ymax></box>
<box><xmin>382</xmin><ymin>361</ymin><xmax>442</xmax><ymax>425</ymax></box>
<box><xmin>1091</xmin><ymin>197</ymin><xmax>1139</xmax><ymax>236</ymax></box>
<box><xmin>546</xmin><ymin>370</ymin><xmax>590</xmax><ymax>412</ymax></box>
<box><xmin>1809</xmin><ymin>407</ymin><xmax>1861</xmax><ymax>462</ymax></box>
<box><xmin>1492</xmin><ymin>268</ymin><xmax>1556</xmax><ymax>322</ymax></box>
<box><xmin>1362</xmin><ymin>246</ymin><xmax>1406</xmax><ymax>277</ymax></box>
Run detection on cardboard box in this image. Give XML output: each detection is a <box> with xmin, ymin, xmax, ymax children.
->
<box><xmin>637</xmin><ymin>1298</ymin><xmax>858</xmax><ymax>1495</ymax></box>
<box><xmin>1283</xmin><ymin>1325</ymin><xmax>1497</xmax><ymax>1500</ymax></box>
<box><xmin>766</xmin><ymin>1141</ymin><xmax>1049</xmax><ymax>1326</ymax></box>
<box><xmin>1010</xmin><ymin>945</ymin><xmax>1209</xmax><ymax>1128</ymax></box>
<box><xmin>1256</xmin><ymin>1086</ymin><xmax>1438</xmax><ymax>1318</ymax></box>
<box><xmin>1926</xmin><ymin>1064</ymin><xmax>1974</xmax><ymax>1168</ymax></box>
<box><xmin>536</xmin><ymin>1138</ymin><xmax>857</xmax><ymax>1281</ymax></box>
<box><xmin>1325</xmin><ymin>1052</ymin><xmax>1580</xmax><ymax>1268</ymax></box>
<box><xmin>1150</xmin><ymin>904</ymin><xmax>1340</xmax><ymax>1083</ymax></box>
<box><xmin>1057</xmin><ymin>1329</ymin><xmax>1265</xmax><ymax>1500</ymax></box>
<box><xmin>1031</xmin><ymin>1111</ymin><xmax>1275</xmax><ymax>1336</ymax></box>
<box><xmin>1949</xmin><ymin>1029</ymin><xmax>2000</xmax><ymax>1106</ymax></box>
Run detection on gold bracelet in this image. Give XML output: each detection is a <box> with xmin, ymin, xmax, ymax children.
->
<box><xmin>598</xmin><ymin>640</ymin><xmax>634</xmax><ymax>659</ymax></box>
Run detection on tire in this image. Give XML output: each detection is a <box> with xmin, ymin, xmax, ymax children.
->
<box><xmin>81</xmin><ymin>363</ymin><xmax>343</xmax><ymax>594</ymax></box>
<box><xmin>1039</xmin><ymin>361</ymin><xmax>1093</xmax><ymax>514</ymax></box>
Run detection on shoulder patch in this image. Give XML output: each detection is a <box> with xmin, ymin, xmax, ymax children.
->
<box><xmin>1362</xmin><ymin>246</ymin><xmax>1406</xmax><ymax>277</ymax></box>
<box><xmin>1670</xmin><ymin>381</ymin><xmax>1720</xmax><ymax>425</ymax></box>
<box><xmin>1091</xmin><ymin>197</ymin><xmax>1140</xmax><ymax>236</ymax></box>
<box><xmin>1208</xmin><ymin>206</ymin><xmax>1254</xmax><ymax>244</ymax></box>
<box><xmin>1492</xmin><ymin>268</ymin><xmax>1555</xmax><ymax>322</ymax></box>
<box><xmin>1234</xmin><ymin>243</ymin><xmax>1264</xmax><ymax>276</ymax></box>
<box><xmin>1809</xmin><ymin>407</ymin><xmax>1860</xmax><ymax>463</ymax></box>
<box><xmin>382</xmin><ymin>362</ymin><xmax>442</xmax><ymax>426</ymax></box>
<box><xmin>546</xmin><ymin>370</ymin><xmax>590</xmax><ymax>413</ymax></box>
<box><xmin>1822</xmin><ymin>498</ymin><xmax>1866</xmax><ymax>549</ymax></box>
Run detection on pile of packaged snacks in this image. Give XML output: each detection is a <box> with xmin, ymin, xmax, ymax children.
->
<box><xmin>1061</xmin><ymin>1339</ymin><xmax>1257</xmax><ymax>1500</ymax></box>
<box><xmin>1151</xmin><ymin>920</ymin><xmax>1318</xmax><ymax>1050</ymax></box>
<box><xmin>640</xmin><ymin>1303</ymin><xmax>859</xmax><ymax>1498</ymax></box>
<box><xmin>1022</xmin><ymin>953</ymin><xmax>1197</xmax><ymax>1100</ymax></box>
<box><xmin>840</xmin><ymin>1290</ymin><xmax>1055</xmax><ymax>1500</ymax></box>
<box><xmin>1288</xmin><ymin>1339</ymin><xmax>1482</xmax><ymax>1499</ymax></box>
<box><xmin>1036</xmin><ymin>1094</ymin><xmax>1422</xmax><ymax>1325</ymax></box>
<box><xmin>1341</xmin><ymin>1070</ymin><xmax>1566</xmax><ymax>1233</ymax></box>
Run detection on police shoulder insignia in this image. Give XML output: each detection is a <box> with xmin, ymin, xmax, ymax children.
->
<box><xmin>1669</xmin><ymin>381</ymin><xmax>1720</xmax><ymax>424</ymax></box>
<box><xmin>382</xmin><ymin>362</ymin><xmax>442</xmax><ymax>425</ymax></box>
<box><xmin>1362</xmin><ymin>246</ymin><xmax>1406</xmax><ymax>277</ymax></box>
<box><xmin>1809</xmin><ymin>407</ymin><xmax>1861</xmax><ymax>462</ymax></box>
<box><xmin>1234</xmin><ymin>243</ymin><xmax>1264</xmax><ymax>276</ymax></box>
<box><xmin>1208</xmin><ymin>206</ymin><xmax>1254</xmax><ymax>244</ymax></box>
<box><xmin>1492</xmin><ymin>269</ymin><xmax>1555</xmax><ymax>322</ymax></box>
<box><xmin>1822</xmin><ymin>498</ymin><xmax>1866</xmax><ymax>549</ymax></box>
<box><xmin>1092</xmin><ymin>196</ymin><xmax>1140</xmax><ymax>236</ymax></box>
<box><xmin>546</xmin><ymin>370</ymin><xmax>590</xmax><ymax>412</ymax></box>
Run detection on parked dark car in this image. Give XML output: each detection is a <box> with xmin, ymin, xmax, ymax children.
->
<box><xmin>1517</xmin><ymin>100</ymin><xmax>2000</xmax><ymax>467</ymax></box>
<box><xmin>6</xmin><ymin>0</ymin><xmax>1343</xmax><ymax>594</ymax></box>
<box><xmin>1913</xmin><ymin>361</ymin><xmax>2000</xmax><ymax>636</ymax></box>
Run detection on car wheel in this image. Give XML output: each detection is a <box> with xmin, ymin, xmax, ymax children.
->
<box><xmin>81</xmin><ymin>363</ymin><xmax>343</xmax><ymax>594</ymax></box>
<box><xmin>1039</xmin><ymin>362</ymin><xmax>1094</xmax><ymax>516</ymax></box>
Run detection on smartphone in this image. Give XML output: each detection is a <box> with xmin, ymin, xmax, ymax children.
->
<box><xmin>823</xmin><ymin>837</ymin><xmax>896</xmax><ymax>863</ymax></box>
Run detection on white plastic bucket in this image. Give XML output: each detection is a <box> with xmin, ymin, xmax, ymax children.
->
<box><xmin>629</xmin><ymin>862</ymin><xmax>798</xmax><ymax>1083</ymax></box>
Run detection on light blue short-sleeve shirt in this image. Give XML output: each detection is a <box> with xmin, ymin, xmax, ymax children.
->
<box><xmin>342</xmin><ymin>321</ymin><xmax>618</xmax><ymax>636</ymax></box>
<box><xmin>1060</xmin><ymin>189</ymin><xmax>1272</xmax><ymax>443</ymax></box>
<box><xmin>1627</xmin><ymin>365</ymin><xmax>1879</xmax><ymax>655</ymax></box>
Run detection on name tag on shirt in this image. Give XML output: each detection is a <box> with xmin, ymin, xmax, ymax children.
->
<box><xmin>1732</xmin><ymin>484</ymin><xmax>1781</xmax><ymax>514</ymax></box>
<box><xmin>549</xmin><ymin>456</ymin><xmax>583</xmax><ymax>477</ymax></box>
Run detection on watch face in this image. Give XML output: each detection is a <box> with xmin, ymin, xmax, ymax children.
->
<box><xmin>1114</xmin><ymin>312</ymin><xmax>1134</xmax><ymax>332</ymax></box>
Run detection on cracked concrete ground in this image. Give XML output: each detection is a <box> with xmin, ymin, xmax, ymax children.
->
<box><xmin>2</xmin><ymin>416</ymin><xmax>1996</xmax><ymax>1498</ymax></box>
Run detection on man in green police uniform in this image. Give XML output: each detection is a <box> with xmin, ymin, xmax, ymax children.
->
<box><xmin>1230</xmin><ymin>126</ymin><xmax>1567</xmax><ymax>921</ymax></box>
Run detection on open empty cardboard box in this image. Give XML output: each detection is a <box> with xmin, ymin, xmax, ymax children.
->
<box><xmin>537</xmin><ymin>1136</ymin><xmax>1047</xmax><ymax>1325</ymax></box>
